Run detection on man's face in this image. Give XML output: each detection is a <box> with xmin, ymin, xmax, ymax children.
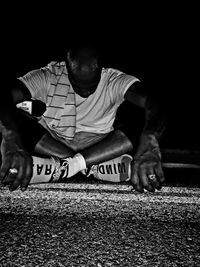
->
<box><xmin>66</xmin><ymin>48</ymin><xmax>101</xmax><ymax>98</ymax></box>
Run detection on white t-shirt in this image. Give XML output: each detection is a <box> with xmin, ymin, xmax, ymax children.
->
<box><xmin>75</xmin><ymin>67</ymin><xmax>139</xmax><ymax>133</ymax></box>
<box><xmin>19</xmin><ymin>61</ymin><xmax>139</xmax><ymax>140</ymax></box>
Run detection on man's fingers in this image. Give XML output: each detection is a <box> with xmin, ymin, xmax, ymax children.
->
<box><xmin>131</xmin><ymin>161</ymin><xmax>163</xmax><ymax>193</ymax></box>
<box><xmin>1</xmin><ymin>172</ymin><xmax>16</xmax><ymax>186</ymax></box>
<box><xmin>9</xmin><ymin>155</ymin><xmax>32</xmax><ymax>191</ymax></box>
<box><xmin>0</xmin><ymin>157</ymin><xmax>13</xmax><ymax>183</ymax></box>
<box><xmin>147</xmin><ymin>169</ymin><xmax>161</xmax><ymax>190</ymax></box>
<box><xmin>9</xmin><ymin>163</ymin><xmax>24</xmax><ymax>191</ymax></box>
<box><xmin>4</xmin><ymin>153</ymin><xmax>33</xmax><ymax>191</ymax></box>
<box><xmin>155</xmin><ymin>162</ymin><xmax>165</xmax><ymax>184</ymax></box>
<box><xmin>20</xmin><ymin>157</ymin><xmax>33</xmax><ymax>191</ymax></box>
<box><xmin>139</xmin><ymin>167</ymin><xmax>155</xmax><ymax>192</ymax></box>
<box><xmin>7</xmin><ymin>154</ymin><xmax>24</xmax><ymax>190</ymax></box>
<box><xmin>131</xmin><ymin>164</ymin><xmax>144</xmax><ymax>193</ymax></box>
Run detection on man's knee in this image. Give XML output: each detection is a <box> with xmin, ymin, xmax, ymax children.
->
<box><xmin>14</xmin><ymin>110</ymin><xmax>47</xmax><ymax>153</ymax></box>
<box><xmin>111</xmin><ymin>129</ymin><xmax>133</xmax><ymax>150</ymax></box>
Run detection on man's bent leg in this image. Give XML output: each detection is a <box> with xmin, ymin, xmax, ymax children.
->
<box><xmin>31</xmin><ymin>130</ymin><xmax>133</xmax><ymax>183</ymax></box>
<box><xmin>14</xmin><ymin>110</ymin><xmax>75</xmax><ymax>158</ymax></box>
<box><xmin>11</xmin><ymin>111</ymin><xmax>79</xmax><ymax>184</ymax></box>
<box><xmin>87</xmin><ymin>154</ymin><xmax>133</xmax><ymax>182</ymax></box>
<box><xmin>81</xmin><ymin>130</ymin><xmax>133</xmax><ymax>167</ymax></box>
<box><xmin>9</xmin><ymin>112</ymin><xmax>134</xmax><ymax>184</ymax></box>
<box><xmin>34</xmin><ymin>133</ymin><xmax>75</xmax><ymax>158</ymax></box>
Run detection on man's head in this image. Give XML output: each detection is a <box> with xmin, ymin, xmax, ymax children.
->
<box><xmin>66</xmin><ymin>43</ymin><xmax>102</xmax><ymax>97</ymax></box>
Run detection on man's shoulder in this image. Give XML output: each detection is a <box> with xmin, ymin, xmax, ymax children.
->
<box><xmin>43</xmin><ymin>61</ymin><xmax>67</xmax><ymax>75</ymax></box>
<box><xmin>102</xmin><ymin>67</ymin><xmax>138</xmax><ymax>83</ymax></box>
<box><xmin>103</xmin><ymin>67</ymin><xmax>122</xmax><ymax>76</ymax></box>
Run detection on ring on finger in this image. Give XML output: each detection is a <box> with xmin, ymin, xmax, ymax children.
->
<box><xmin>9</xmin><ymin>168</ymin><xmax>18</xmax><ymax>175</ymax></box>
<box><xmin>148</xmin><ymin>174</ymin><xmax>157</xmax><ymax>182</ymax></box>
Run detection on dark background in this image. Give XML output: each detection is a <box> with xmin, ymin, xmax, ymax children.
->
<box><xmin>2</xmin><ymin>2</ymin><xmax>199</xmax><ymax>150</ymax></box>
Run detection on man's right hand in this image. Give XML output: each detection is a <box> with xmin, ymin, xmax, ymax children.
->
<box><xmin>0</xmin><ymin>132</ymin><xmax>33</xmax><ymax>191</ymax></box>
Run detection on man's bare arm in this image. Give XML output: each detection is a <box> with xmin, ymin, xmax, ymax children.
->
<box><xmin>0</xmin><ymin>79</ymin><xmax>33</xmax><ymax>191</ymax></box>
<box><xmin>124</xmin><ymin>81</ymin><xmax>166</xmax><ymax>192</ymax></box>
<box><xmin>124</xmin><ymin>81</ymin><xmax>166</xmax><ymax>139</ymax></box>
<box><xmin>10</xmin><ymin>79</ymin><xmax>32</xmax><ymax>104</ymax></box>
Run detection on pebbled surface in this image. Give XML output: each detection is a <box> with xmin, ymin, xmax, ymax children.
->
<box><xmin>0</xmin><ymin>183</ymin><xmax>200</xmax><ymax>267</ymax></box>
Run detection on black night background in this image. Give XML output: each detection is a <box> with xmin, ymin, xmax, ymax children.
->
<box><xmin>2</xmin><ymin>2</ymin><xmax>199</xmax><ymax>150</ymax></box>
<box><xmin>0</xmin><ymin>4</ymin><xmax>200</xmax><ymax>266</ymax></box>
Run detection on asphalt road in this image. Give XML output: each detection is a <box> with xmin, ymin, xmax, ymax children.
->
<box><xmin>0</xmin><ymin>182</ymin><xmax>200</xmax><ymax>267</ymax></box>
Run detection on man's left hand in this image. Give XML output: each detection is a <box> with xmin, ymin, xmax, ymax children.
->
<box><xmin>131</xmin><ymin>133</ymin><xmax>165</xmax><ymax>192</ymax></box>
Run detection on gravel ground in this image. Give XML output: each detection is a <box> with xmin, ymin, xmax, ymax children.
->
<box><xmin>0</xmin><ymin>183</ymin><xmax>200</xmax><ymax>267</ymax></box>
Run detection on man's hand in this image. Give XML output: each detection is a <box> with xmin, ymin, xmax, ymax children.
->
<box><xmin>131</xmin><ymin>134</ymin><xmax>165</xmax><ymax>192</ymax></box>
<box><xmin>0</xmin><ymin>132</ymin><xmax>33</xmax><ymax>191</ymax></box>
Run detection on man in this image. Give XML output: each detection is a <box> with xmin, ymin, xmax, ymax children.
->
<box><xmin>0</xmin><ymin>42</ymin><xmax>166</xmax><ymax>192</ymax></box>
